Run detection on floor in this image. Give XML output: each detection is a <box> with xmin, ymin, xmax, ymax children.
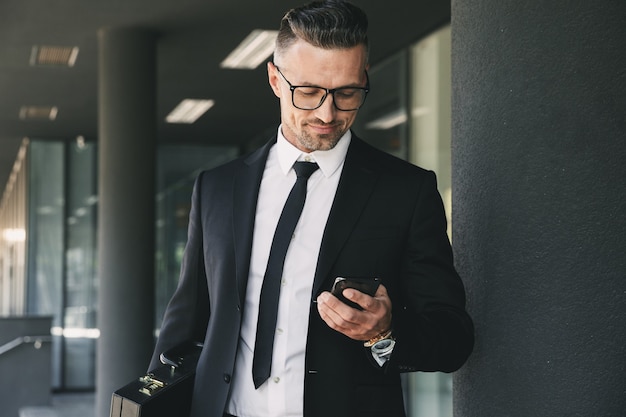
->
<box><xmin>19</xmin><ymin>393</ymin><xmax>96</xmax><ymax>417</ymax></box>
<box><xmin>51</xmin><ymin>393</ymin><xmax>95</xmax><ymax>417</ymax></box>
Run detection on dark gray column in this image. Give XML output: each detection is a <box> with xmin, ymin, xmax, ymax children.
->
<box><xmin>451</xmin><ymin>1</ymin><xmax>626</xmax><ymax>416</ymax></box>
<box><xmin>96</xmin><ymin>28</ymin><xmax>156</xmax><ymax>417</ymax></box>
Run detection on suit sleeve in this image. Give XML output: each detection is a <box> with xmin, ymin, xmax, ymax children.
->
<box><xmin>388</xmin><ymin>170</ymin><xmax>474</xmax><ymax>373</ymax></box>
<box><xmin>148</xmin><ymin>173</ymin><xmax>210</xmax><ymax>371</ymax></box>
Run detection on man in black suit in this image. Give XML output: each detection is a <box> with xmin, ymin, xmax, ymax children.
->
<box><xmin>149</xmin><ymin>1</ymin><xmax>473</xmax><ymax>416</ymax></box>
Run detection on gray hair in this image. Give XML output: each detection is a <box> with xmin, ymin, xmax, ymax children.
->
<box><xmin>274</xmin><ymin>0</ymin><xmax>369</xmax><ymax>63</ymax></box>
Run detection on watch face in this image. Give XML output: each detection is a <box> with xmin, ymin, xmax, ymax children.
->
<box><xmin>371</xmin><ymin>338</ymin><xmax>395</xmax><ymax>357</ymax></box>
<box><xmin>373</xmin><ymin>339</ymin><xmax>393</xmax><ymax>350</ymax></box>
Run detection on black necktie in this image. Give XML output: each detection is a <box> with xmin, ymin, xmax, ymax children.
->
<box><xmin>252</xmin><ymin>161</ymin><xmax>319</xmax><ymax>389</ymax></box>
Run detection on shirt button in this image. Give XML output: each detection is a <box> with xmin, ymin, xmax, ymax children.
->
<box><xmin>273</xmin><ymin>377</ymin><xmax>280</xmax><ymax>383</ymax></box>
<box><xmin>276</xmin><ymin>328</ymin><xmax>284</xmax><ymax>335</ymax></box>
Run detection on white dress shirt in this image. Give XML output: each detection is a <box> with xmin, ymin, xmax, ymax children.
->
<box><xmin>225</xmin><ymin>127</ymin><xmax>351</xmax><ymax>417</ymax></box>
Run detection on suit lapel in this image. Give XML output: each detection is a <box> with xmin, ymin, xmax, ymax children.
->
<box><xmin>232</xmin><ymin>137</ymin><xmax>275</xmax><ymax>307</ymax></box>
<box><xmin>312</xmin><ymin>137</ymin><xmax>380</xmax><ymax>296</ymax></box>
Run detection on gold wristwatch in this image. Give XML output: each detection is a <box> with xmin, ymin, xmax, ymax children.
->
<box><xmin>365</xmin><ymin>329</ymin><xmax>395</xmax><ymax>361</ymax></box>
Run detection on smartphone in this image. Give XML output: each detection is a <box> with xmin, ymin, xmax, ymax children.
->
<box><xmin>331</xmin><ymin>276</ymin><xmax>381</xmax><ymax>310</ymax></box>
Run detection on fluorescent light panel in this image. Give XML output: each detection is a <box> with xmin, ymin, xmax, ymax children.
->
<box><xmin>30</xmin><ymin>45</ymin><xmax>79</xmax><ymax>67</ymax></box>
<box><xmin>220</xmin><ymin>30</ymin><xmax>278</xmax><ymax>69</ymax></box>
<box><xmin>19</xmin><ymin>105</ymin><xmax>58</xmax><ymax>121</ymax></box>
<box><xmin>166</xmin><ymin>99</ymin><xmax>215</xmax><ymax>124</ymax></box>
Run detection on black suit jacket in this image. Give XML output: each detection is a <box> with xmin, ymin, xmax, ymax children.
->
<box><xmin>150</xmin><ymin>133</ymin><xmax>473</xmax><ymax>417</ymax></box>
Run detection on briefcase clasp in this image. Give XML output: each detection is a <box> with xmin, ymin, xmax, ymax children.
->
<box><xmin>138</xmin><ymin>374</ymin><xmax>165</xmax><ymax>396</ymax></box>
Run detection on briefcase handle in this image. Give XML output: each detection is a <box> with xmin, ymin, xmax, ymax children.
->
<box><xmin>159</xmin><ymin>340</ymin><xmax>203</xmax><ymax>369</ymax></box>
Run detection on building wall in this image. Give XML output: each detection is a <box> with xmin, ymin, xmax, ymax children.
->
<box><xmin>452</xmin><ymin>1</ymin><xmax>626</xmax><ymax>415</ymax></box>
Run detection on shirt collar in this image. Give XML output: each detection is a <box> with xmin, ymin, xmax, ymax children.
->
<box><xmin>275</xmin><ymin>125</ymin><xmax>351</xmax><ymax>178</ymax></box>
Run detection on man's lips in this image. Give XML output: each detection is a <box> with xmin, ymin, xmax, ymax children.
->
<box><xmin>308</xmin><ymin>123</ymin><xmax>339</xmax><ymax>135</ymax></box>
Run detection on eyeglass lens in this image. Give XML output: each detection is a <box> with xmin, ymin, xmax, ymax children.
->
<box><xmin>292</xmin><ymin>86</ymin><xmax>367</xmax><ymax>111</ymax></box>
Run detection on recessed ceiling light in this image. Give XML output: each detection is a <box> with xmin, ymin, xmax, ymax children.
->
<box><xmin>30</xmin><ymin>45</ymin><xmax>79</xmax><ymax>67</ymax></box>
<box><xmin>166</xmin><ymin>99</ymin><xmax>215</xmax><ymax>124</ymax></box>
<box><xmin>19</xmin><ymin>105</ymin><xmax>58</xmax><ymax>121</ymax></box>
<box><xmin>220</xmin><ymin>30</ymin><xmax>278</xmax><ymax>70</ymax></box>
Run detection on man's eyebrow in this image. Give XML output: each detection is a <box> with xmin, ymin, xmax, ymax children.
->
<box><xmin>296</xmin><ymin>79</ymin><xmax>366</xmax><ymax>89</ymax></box>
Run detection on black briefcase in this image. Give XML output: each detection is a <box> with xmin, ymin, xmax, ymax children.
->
<box><xmin>110</xmin><ymin>341</ymin><xmax>202</xmax><ymax>417</ymax></box>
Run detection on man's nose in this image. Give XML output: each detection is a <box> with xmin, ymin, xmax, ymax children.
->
<box><xmin>313</xmin><ymin>93</ymin><xmax>337</xmax><ymax>123</ymax></box>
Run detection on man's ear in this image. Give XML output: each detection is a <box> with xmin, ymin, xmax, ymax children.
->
<box><xmin>267</xmin><ymin>62</ymin><xmax>281</xmax><ymax>98</ymax></box>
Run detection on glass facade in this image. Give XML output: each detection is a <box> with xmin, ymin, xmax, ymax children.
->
<box><xmin>63</xmin><ymin>141</ymin><xmax>98</xmax><ymax>389</ymax></box>
<box><xmin>354</xmin><ymin>51</ymin><xmax>409</xmax><ymax>158</ymax></box>
<box><xmin>406</xmin><ymin>25</ymin><xmax>454</xmax><ymax>417</ymax></box>
<box><xmin>410</xmin><ymin>25</ymin><xmax>453</xmax><ymax>236</ymax></box>
<box><xmin>154</xmin><ymin>145</ymin><xmax>239</xmax><ymax>331</ymax></box>
<box><xmin>27</xmin><ymin>141</ymin><xmax>66</xmax><ymax>388</ymax></box>
<box><xmin>23</xmin><ymin>140</ymin><xmax>99</xmax><ymax>389</ymax></box>
<box><xmin>17</xmin><ymin>139</ymin><xmax>238</xmax><ymax>390</ymax></box>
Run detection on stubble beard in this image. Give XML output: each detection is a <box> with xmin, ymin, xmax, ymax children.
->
<box><xmin>296</xmin><ymin>122</ymin><xmax>346</xmax><ymax>152</ymax></box>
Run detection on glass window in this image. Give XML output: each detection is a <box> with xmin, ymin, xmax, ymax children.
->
<box><xmin>23</xmin><ymin>139</ymin><xmax>238</xmax><ymax>390</ymax></box>
<box><xmin>64</xmin><ymin>140</ymin><xmax>98</xmax><ymax>389</ymax></box>
<box><xmin>23</xmin><ymin>139</ymin><xmax>239</xmax><ymax>389</ymax></box>
<box><xmin>154</xmin><ymin>145</ymin><xmax>239</xmax><ymax>333</ymax></box>
<box><xmin>353</xmin><ymin>51</ymin><xmax>409</xmax><ymax>160</ymax></box>
<box><xmin>27</xmin><ymin>140</ymin><xmax>65</xmax><ymax>388</ymax></box>
<box><xmin>27</xmin><ymin>139</ymin><xmax>99</xmax><ymax>390</ymax></box>
<box><xmin>406</xmin><ymin>25</ymin><xmax>454</xmax><ymax>417</ymax></box>
<box><xmin>410</xmin><ymin>25</ymin><xmax>453</xmax><ymax>235</ymax></box>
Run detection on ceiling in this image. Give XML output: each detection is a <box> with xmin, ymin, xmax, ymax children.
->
<box><xmin>0</xmin><ymin>0</ymin><xmax>450</xmax><ymax>194</ymax></box>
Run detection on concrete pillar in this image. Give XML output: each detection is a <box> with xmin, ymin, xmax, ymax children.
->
<box><xmin>451</xmin><ymin>1</ymin><xmax>626</xmax><ymax>416</ymax></box>
<box><xmin>96</xmin><ymin>28</ymin><xmax>157</xmax><ymax>417</ymax></box>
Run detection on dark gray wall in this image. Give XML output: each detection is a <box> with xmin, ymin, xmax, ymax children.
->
<box><xmin>451</xmin><ymin>1</ymin><xmax>626</xmax><ymax>416</ymax></box>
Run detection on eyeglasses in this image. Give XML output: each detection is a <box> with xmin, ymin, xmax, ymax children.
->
<box><xmin>274</xmin><ymin>65</ymin><xmax>369</xmax><ymax>111</ymax></box>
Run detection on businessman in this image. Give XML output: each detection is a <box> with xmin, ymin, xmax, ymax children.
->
<box><xmin>149</xmin><ymin>1</ymin><xmax>474</xmax><ymax>416</ymax></box>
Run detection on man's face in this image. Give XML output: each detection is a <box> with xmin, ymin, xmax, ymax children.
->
<box><xmin>268</xmin><ymin>40</ymin><xmax>368</xmax><ymax>152</ymax></box>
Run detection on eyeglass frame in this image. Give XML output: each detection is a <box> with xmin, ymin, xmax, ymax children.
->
<box><xmin>272</xmin><ymin>63</ymin><xmax>370</xmax><ymax>111</ymax></box>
